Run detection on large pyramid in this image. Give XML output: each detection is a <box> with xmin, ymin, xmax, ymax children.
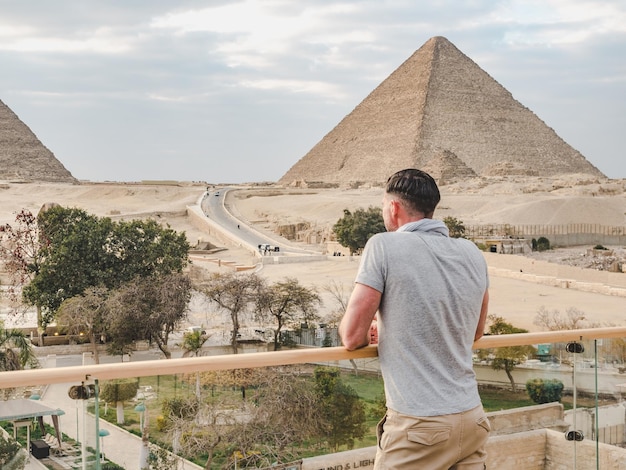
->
<box><xmin>279</xmin><ymin>36</ymin><xmax>604</xmax><ymax>185</ymax></box>
<box><xmin>0</xmin><ymin>99</ymin><xmax>76</xmax><ymax>183</ymax></box>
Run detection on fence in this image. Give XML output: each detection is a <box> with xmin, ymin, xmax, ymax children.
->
<box><xmin>466</xmin><ymin>224</ymin><xmax>626</xmax><ymax>247</ymax></box>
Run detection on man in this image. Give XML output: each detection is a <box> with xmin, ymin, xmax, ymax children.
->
<box><xmin>339</xmin><ymin>169</ymin><xmax>490</xmax><ymax>469</ymax></box>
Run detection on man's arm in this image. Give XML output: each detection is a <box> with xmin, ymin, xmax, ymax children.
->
<box><xmin>339</xmin><ymin>283</ymin><xmax>382</xmax><ymax>351</ymax></box>
<box><xmin>474</xmin><ymin>289</ymin><xmax>489</xmax><ymax>342</ymax></box>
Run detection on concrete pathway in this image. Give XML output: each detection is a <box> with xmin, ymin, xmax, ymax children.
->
<box><xmin>30</xmin><ymin>369</ymin><xmax>203</xmax><ymax>469</ymax></box>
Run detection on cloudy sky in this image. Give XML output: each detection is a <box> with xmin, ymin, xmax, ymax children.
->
<box><xmin>0</xmin><ymin>1</ymin><xmax>624</xmax><ymax>183</ymax></box>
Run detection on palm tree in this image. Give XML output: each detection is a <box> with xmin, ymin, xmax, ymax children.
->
<box><xmin>0</xmin><ymin>326</ymin><xmax>38</xmax><ymax>399</ymax></box>
<box><xmin>0</xmin><ymin>327</ymin><xmax>38</xmax><ymax>372</ymax></box>
<box><xmin>179</xmin><ymin>329</ymin><xmax>210</xmax><ymax>398</ymax></box>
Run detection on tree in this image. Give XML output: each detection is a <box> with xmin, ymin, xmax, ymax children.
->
<box><xmin>313</xmin><ymin>366</ymin><xmax>367</xmax><ymax>451</ymax></box>
<box><xmin>443</xmin><ymin>216</ymin><xmax>466</xmax><ymax>238</ymax></box>
<box><xmin>322</xmin><ymin>279</ymin><xmax>351</xmax><ymax>326</ymax></box>
<box><xmin>0</xmin><ymin>210</ymin><xmax>47</xmax><ymax>344</ymax></box>
<box><xmin>24</xmin><ymin>207</ymin><xmax>114</xmax><ymax>317</ymax></box>
<box><xmin>256</xmin><ymin>277</ymin><xmax>322</xmax><ymax>350</ymax></box>
<box><xmin>226</xmin><ymin>367</ymin><xmax>327</xmax><ymax>467</ymax></box>
<box><xmin>179</xmin><ymin>329</ymin><xmax>210</xmax><ymax>398</ymax></box>
<box><xmin>0</xmin><ymin>325</ymin><xmax>38</xmax><ymax>372</ymax></box>
<box><xmin>56</xmin><ymin>287</ymin><xmax>109</xmax><ymax>364</ymax></box>
<box><xmin>166</xmin><ymin>397</ymin><xmax>233</xmax><ymax>470</ymax></box>
<box><xmin>106</xmin><ymin>273</ymin><xmax>192</xmax><ymax>359</ymax></box>
<box><xmin>204</xmin><ymin>368</ymin><xmax>266</xmax><ymax>401</ymax></box>
<box><xmin>333</xmin><ymin>206</ymin><xmax>385</xmax><ymax>255</ymax></box>
<box><xmin>479</xmin><ymin>315</ymin><xmax>536</xmax><ymax>392</ymax></box>
<box><xmin>21</xmin><ymin>206</ymin><xmax>190</xmax><ymax>332</ymax></box>
<box><xmin>200</xmin><ymin>272</ymin><xmax>263</xmax><ymax>354</ymax></box>
<box><xmin>99</xmin><ymin>380</ymin><xmax>139</xmax><ymax>424</ymax></box>
<box><xmin>533</xmin><ymin>236</ymin><xmax>551</xmax><ymax>252</ymax></box>
<box><xmin>533</xmin><ymin>306</ymin><xmax>594</xmax><ymax>331</ymax></box>
<box><xmin>0</xmin><ymin>323</ymin><xmax>39</xmax><ymax>399</ymax></box>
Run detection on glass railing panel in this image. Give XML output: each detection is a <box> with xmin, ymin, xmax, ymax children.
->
<box><xmin>1</xmin><ymin>327</ymin><xmax>625</xmax><ymax>469</ymax></box>
<box><xmin>476</xmin><ymin>335</ymin><xmax>626</xmax><ymax>470</ymax></box>
<box><xmin>90</xmin><ymin>366</ymin><xmax>381</xmax><ymax>470</ymax></box>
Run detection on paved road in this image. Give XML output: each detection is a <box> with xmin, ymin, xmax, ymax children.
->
<box><xmin>202</xmin><ymin>188</ymin><xmax>320</xmax><ymax>256</ymax></box>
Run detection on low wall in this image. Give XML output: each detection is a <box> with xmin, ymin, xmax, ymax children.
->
<box><xmin>474</xmin><ymin>363</ymin><xmax>626</xmax><ymax>396</ymax></box>
<box><xmin>301</xmin><ymin>405</ymin><xmax>626</xmax><ymax>470</ymax></box>
<box><xmin>545</xmin><ymin>428</ymin><xmax>626</xmax><ymax>469</ymax></box>
<box><xmin>484</xmin><ymin>252</ymin><xmax>626</xmax><ymax>293</ymax></box>
<box><xmin>565</xmin><ymin>404</ymin><xmax>626</xmax><ymax>446</ymax></box>
<box><xmin>261</xmin><ymin>255</ymin><xmax>329</xmax><ymax>264</ymax></box>
<box><xmin>186</xmin><ymin>204</ymin><xmax>258</xmax><ymax>257</ymax></box>
<box><xmin>488</xmin><ymin>402</ymin><xmax>568</xmax><ymax>435</ymax></box>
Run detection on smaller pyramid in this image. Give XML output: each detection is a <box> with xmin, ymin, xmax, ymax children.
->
<box><xmin>421</xmin><ymin>149</ymin><xmax>476</xmax><ymax>185</ymax></box>
<box><xmin>0</xmin><ymin>99</ymin><xmax>76</xmax><ymax>183</ymax></box>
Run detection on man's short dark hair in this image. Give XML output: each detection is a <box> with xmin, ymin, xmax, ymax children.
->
<box><xmin>386</xmin><ymin>169</ymin><xmax>440</xmax><ymax>217</ymax></box>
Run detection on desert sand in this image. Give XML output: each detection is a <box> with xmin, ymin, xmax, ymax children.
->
<box><xmin>1</xmin><ymin>178</ymin><xmax>625</xmax><ymax>333</ymax></box>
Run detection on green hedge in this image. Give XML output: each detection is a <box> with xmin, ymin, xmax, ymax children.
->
<box><xmin>525</xmin><ymin>378</ymin><xmax>564</xmax><ymax>404</ymax></box>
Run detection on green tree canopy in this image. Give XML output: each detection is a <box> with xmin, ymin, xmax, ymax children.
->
<box><xmin>21</xmin><ymin>206</ymin><xmax>189</xmax><ymax>327</ymax></box>
<box><xmin>100</xmin><ymin>380</ymin><xmax>140</xmax><ymax>425</ymax></box>
<box><xmin>479</xmin><ymin>315</ymin><xmax>536</xmax><ymax>392</ymax></box>
<box><xmin>313</xmin><ymin>366</ymin><xmax>367</xmax><ymax>451</ymax></box>
<box><xmin>333</xmin><ymin>206</ymin><xmax>385</xmax><ymax>254</ymax></box>
<box><xmin>443</xmin><ymin>216</ymin><xmax>466</xmax><ymax>238</ymax></box>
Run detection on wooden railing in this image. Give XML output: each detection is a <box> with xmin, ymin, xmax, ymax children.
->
<box><xmin>1</xmin><ymin>327</ymin><xmax>625</xmax><ymax>389</ymax></box>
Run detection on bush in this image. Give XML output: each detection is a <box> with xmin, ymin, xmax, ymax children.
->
<box><xmin>525</xmin><ymin>378</ymin><xmax>564</xmax><ymax>404</ymax></box>
<box><xmin>156</xmin><ymin>415</ymin><xmax>167</xmax><ymax>432</ymax></box>
<box><xmin>102</xmin><ymin>462</ymin><xmax>125</xmax><ymax>470</ymax></box>
<box><xmin>535</xmin><ymin>237</ymin><xmax>551</xmax><ymax>252</ymax></box>
<box><xmin>0</xmin><ymin>434</ymin><xmax>26</xmax><ymax>470</ymax></box>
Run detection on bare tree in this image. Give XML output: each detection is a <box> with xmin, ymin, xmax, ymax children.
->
<box><xmin>0</xmin><ymin>210</ymin><xmax>46</xmax><ymax>345</ymax></box>
<box><xmin>56</xmin><ymin>287</ymin><xmax>109</xmax><ymax>364</ymax></box>
<box><xmin>322</xmin><ymin>279</ymin><xmax>352</xmax><ymax>326</ymax></box>
<box><xmin>256</xmin><ymin>277</ymin><xmax>321</xmax><ymax>350</ymax></box>
<box><xmin>200</xmin><ymin>272</ymin><xmax>263</xmax><ymax>354</ymax></box>
<box><xmin>164</xmin><ymin>396</ymin><xmax>235</xmax><ymax>470</ymax></box>
<box><xmin>106</xmin><ymin>273</ymin><xmax>191</xmax><ymax>359</ymax></box>
<box><xmin>533</xmin><ymin>306</ymin><xmax>596</xmax><ymax>331</ymax></box>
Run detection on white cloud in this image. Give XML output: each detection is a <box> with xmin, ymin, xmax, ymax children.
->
<box><xmin>0</xmin><ymin>26</ymin><xmax>133</xmax><ymax>54</ymax></box>
<box><xmin>489</xmin><ymin>0</ymin><xmax>626</xmax><ymax>47</ymax></box>
<box><xmin>0</xmin><ymin>23</ymin><xmax>34</xmax><ymax>36</ymax></box>
<box><xmin>151</xmin><ymin>1</ymin><xmax>366</xmax><ymax>68</ymax></box>
<box><xmin>237</xmin><ymin>78</ymin><xmax>347</xmax><ymax>99</ymax></box>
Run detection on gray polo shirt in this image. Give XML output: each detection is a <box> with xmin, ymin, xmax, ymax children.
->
<box><xmin>356</xmin><ymin>219</ymin><xmax>488</xmax><ymax>416</ymax></box>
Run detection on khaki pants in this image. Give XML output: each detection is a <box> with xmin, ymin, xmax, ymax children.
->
<box><xmin>374</xmin><ymin>406</ymin><xmax>490</xmax><ymax>469</ymax></box>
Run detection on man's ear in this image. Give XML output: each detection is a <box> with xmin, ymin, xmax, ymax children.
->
<box><xmin>390</xmin><ymin>199</ymin><xmax>400</xmax><ymax>218</ymax></box>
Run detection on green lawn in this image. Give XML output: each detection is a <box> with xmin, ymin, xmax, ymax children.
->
<box><xmin>94</xmin><ymin>367</ymin><xmax>614</xmax><ymax>468</ymax></box>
